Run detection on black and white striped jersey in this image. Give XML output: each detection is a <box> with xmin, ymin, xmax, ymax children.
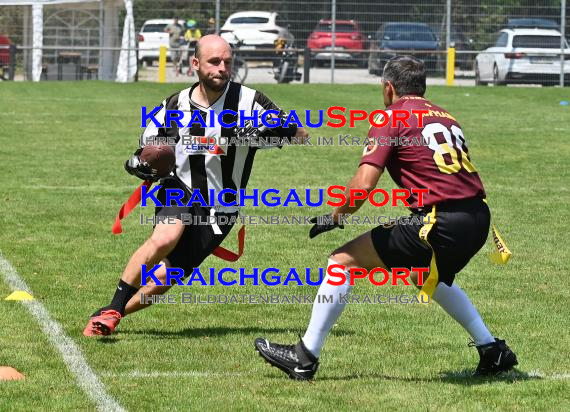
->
<box><xmin>140</xmin><ymin>81</ymin><xmax>282</xmax><ymax>212</ymax></box>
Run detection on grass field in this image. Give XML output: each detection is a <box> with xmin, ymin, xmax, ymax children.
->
<box><xmin>0</xmin><ymin>82</ymin><xmax>569</xmax><ymax>411</ymax></box>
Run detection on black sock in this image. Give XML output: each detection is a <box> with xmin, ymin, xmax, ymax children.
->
<box><xmin>99</xmin><ymin>280</ymin><xmax>139</xmax><ymax>317</ymax></box>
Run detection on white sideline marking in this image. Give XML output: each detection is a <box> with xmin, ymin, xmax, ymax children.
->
<box><xmin>104</xmin><ymin>370</ymin><xmax>570</xmax><ymax>380</ymax></box>
<box><xmin>528</xmin><ymin>371</ymin><xmax>570</xmax><ymax>380</ymax></box>
<box><xmin>0</xmin><ymin>252</ymin><xmax>125</xmax><ymax>412</ymax></box>
<box><xmin>102</xmin><ymin>371</ymin><xmax>245</xmax><ymax>379</ymax></box>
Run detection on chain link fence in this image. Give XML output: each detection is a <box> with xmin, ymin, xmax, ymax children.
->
<box><xmin>1</xmin><ymin>0</ymin><xmax>568</xmax><ymax>85</ymax></box>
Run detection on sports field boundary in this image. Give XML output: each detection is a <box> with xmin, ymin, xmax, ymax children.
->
<box><xmin>0</xmin><ymin>252</ymin><xmax>125</xmax><ymax>412</ymax></box>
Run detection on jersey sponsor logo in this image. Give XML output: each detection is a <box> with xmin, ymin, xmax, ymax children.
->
<box><xmin>183</xmin><ymin>136</ymin><xmax>226</xmax><ymax>156</ymax></box>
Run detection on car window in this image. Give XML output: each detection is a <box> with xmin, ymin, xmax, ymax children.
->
<box><xmin>512</xmin><ymin>35</ymin><xmax>564</xmax><ymax>48</ymax></box>
<box><xmin>142</xmin><ymin>24</ymin><xmax>168</xmax><ymax>33</ymax></box>
<box><xmin>383</xmin><ymin>26</ymin><xmax>435</xmax><ymax>42</ymax></box>
<box><xmin>230</xmin><ymin>17</ymin><xmax>269</xmax><ymax>24</ymax></box>
<box><xmin>315</xmin><ymin>23</ymin><xmax>357</xmax><ymax>33</ymax></box>
<box><xmin>494</xmin><ymin>32</ymin><xmax>508</xmax><ymax>47</ymax></box>
<box><xmin>275</xmin><ymin>15</ymin><xmax>288</xmax><ymax>27</ymax></box>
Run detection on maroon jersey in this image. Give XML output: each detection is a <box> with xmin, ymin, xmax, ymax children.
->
<box><xmin>360</xmin><ymin>95</ymin><xmax>486</xmax><ymax>208</ymax></box>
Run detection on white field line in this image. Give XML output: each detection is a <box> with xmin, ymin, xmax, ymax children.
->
<box><xmin>102</xmin><ymin>370</ymin><xmax>570</xmax><ymax>380</ymax></box>
<box><xmin>0</xmin><ymin>252</ymin><xmax>125</xmax><ymax>412</ymax></box>
<box><xmin>101</xmin><ymin>371</ymin><xmax>246</xmax><ymax>379</ymax></box>
<box><xmin>527</xmin><ymin>371</ymin><xmax>570</xmax><ymax>380</ymax></box>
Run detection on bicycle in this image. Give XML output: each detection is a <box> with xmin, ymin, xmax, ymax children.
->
<box><xmin>229</xmin><ymin>34</ymin><xmax>248</xmax><ymax>83</ymax></box>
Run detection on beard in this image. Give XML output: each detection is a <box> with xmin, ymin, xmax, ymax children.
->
<box><xmin>201</xmin><ymin>73</ymin><xmax>229</xmax><ymax>93</ymax></box>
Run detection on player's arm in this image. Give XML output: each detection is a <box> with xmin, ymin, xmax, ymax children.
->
<box><xmin>331</xmin><ymin>163</ymin><xmax>383</xmax><ymax>221</ymax></box>
<box><xmin>308</xmin><ymin>164</ymin><xmax>383</xmax><ymax>239</ymax></box>
<box><xmin>309</xmin><ymin>119</ymin><xmax>394</xmax><ymax>238</ymax></box>
<box><xmin>242</xmin><ymin>91</ymin><xmax>308</xmax><ymax>146</ymax></box>
<box><xmin>293</xmin><ymin>125</ymin><xmax>309</xmax><ymax>143</ymax></box>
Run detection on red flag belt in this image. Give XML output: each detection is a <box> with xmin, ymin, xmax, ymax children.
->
<box><xmin>112</xmin><ymin>181</ymin><xmax>245</xmax><ymax>262</ymax></box>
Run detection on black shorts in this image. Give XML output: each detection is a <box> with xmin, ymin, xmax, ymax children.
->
<box><xmin>155</xmin><ymin>177</ymin><xmax>236</xmax><ymax>274</ymax></box>
<box><xmin>370</xmin><ymin>197</ymin><xmax>490</xmax><ymax>286</ymax></box>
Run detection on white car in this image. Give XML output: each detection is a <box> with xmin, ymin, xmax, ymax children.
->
<box><xmin>220</xmin><ymin>11</ymin><xmax>294</xmax><ymax>58</ymax></box>
<box><xmin>138</xmin><ymin>19</ymin><xmax>186</xmax><ymax>66</ymax></box>
<box><xmin>475</xmin><ymin>28</ymin><xmax>570</xmax><ymax>86</ymax></box>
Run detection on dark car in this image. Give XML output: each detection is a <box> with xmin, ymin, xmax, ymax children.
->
<box><xmin>506</xmin><ymin>18</ymin><xmax>559</xmax><ymax>30</ymax></box>
<box><xmin>450</xmin><ymin>31</ymin><xmax>474</xmax><ymax>70</ymax></box>
<box><xmin>368</xmin><ymin>22</ymin><xmax>439</xmax><ymax>75</ymax></box>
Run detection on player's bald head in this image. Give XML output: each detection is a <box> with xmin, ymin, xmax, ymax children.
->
<box><xmin>194</xmin><ymin>35</ymin><xmax>231</xmax><ymax>59</ymax></box>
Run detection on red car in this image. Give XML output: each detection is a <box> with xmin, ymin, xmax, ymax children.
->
<box><xmin>307</xmin><ymin>19</ymin><xmax>366</xmax><ymax>67</ymax></box>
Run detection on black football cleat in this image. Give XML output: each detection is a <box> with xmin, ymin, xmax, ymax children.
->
<box><xmin>472</xmin><ymin>338</ymin><xmax>518</xmax><ymax>376</ymax></box>
<box><xmin>255</xmin><ymin>338</ymin><xmax>319</xmax><ymax>380</ymax></box>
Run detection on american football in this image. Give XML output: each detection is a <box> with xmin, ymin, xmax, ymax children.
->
<box><xmin>140</xmin><ymin>144</ymin><xmax>176</xmax><ymax>178</ymax></box>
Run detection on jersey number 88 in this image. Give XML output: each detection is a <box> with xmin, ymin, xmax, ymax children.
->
<box><xmin>422</xmin><ymin>123</ymin><xmax>477</xmax><ymax>175</ymax></box>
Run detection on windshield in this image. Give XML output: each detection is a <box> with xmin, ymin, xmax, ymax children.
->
<box><xmin>230</xmin><ymin>17</ymin><xmax>269</xmax><ymax>24</ymax></box>
<box><xmin>314</xmin><ymin>23</ymin><xmax>357</xmax><ymax>33</ymax></box>
<box><xmin>142</xmin><ymin>24</ymin><xmax>168</xmax><ymax>33</ymax></box>
<box><xmin>384</xmin><ymin>26</ymin><xmax>435</xmax><ymax>42</ymax></box>
<box><xmin>512</xmin><ymin>35</ymin><xmax>566</xmax><ymax>48</ymax></box>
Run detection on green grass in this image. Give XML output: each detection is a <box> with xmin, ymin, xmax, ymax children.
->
<box><xmin>0</xmin><ymin>81</ymin><xmax>569</xmax><ymax>411</ymax></box>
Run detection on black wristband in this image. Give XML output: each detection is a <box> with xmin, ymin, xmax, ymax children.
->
<box><xmin>276</xmin><ymin>122</ymin><xmax>298</xmax><ymax>138</ymax></box>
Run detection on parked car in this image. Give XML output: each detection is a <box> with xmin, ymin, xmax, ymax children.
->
<box><xmin>0</xmin><ymin>35</ymin><xmax>13</xmax><ymax>80</ymax></box>
<box><xmin>138</xmin><ymin>19</ymin><xmax>186</xmax><ymax>66</ymax></box>
<box><xmin>307</xmin><ymin>19</ymin><xmax>366</xmax><ymax>67</ymax></box>
<box><xmin>506</xmin><ymin>18</ymin><xmax>559</xmax><ymax>30</ymax></box>
<box><xmin>0</xmin><ymin>35</ymin><xmax>11</xmax><ymax>65</ymax></box>
<box><xmin>450</xmin><ymin>31</ymin><xmax>474</xmax><ymax>70</ymax></box>
<box><xmin>368</xmin><ymin>22</ymin><xmax>439</xmax><ymax>75</ymax></box>
<box><xmin>474</xmin><ymin>28</ymin><xmax>570</xmax><ymax>86</ymax></box>
<box><xmin>220</xmin><ymin>11</ymin><xmax>293</xmax><ymax>59</ymax></box>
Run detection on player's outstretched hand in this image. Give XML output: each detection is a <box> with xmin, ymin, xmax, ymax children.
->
<box><xmin>309</xmin><ymin>215</ymin><xmax>344</xmax><ymax>239</ymax></box>
<box><xmin>124</xmin><ymin>148</ymin><xmax>160</xmax><ymax>182</ymax></box>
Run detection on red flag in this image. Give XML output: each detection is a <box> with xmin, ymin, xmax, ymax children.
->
<box><xmin>112</xmin><ymin>181</ymin><xmax>245</xmax><ymax>262</ymax></box>
<box><xmin>112</xmin><ymin>180</ymin><xmax>153</xmax><ymax>234</ymax></box>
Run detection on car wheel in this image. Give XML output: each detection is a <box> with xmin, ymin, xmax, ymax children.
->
<box><xmin>308</xmin><ymin>55</ymin><xmax>316</xmax><ymax>68</ymax></box>
<box><xmin>368</xmin><ymin>55</ymin><xmax>380</xmax><ymax>75</ymax></box>
<box><xmin>277</xmin><ymin>62</ymin><xmax>290</xmax><ymax>83</ymax></box>
<box><xmin>367</xmin><ymin>54</ymin><xmax>375</xmax><ymax>74</ymax></box>
<box><xmin>357</xmin><ymin>55</ymin><xmax>367</xmax><ymax>68</ymax></box>
<box><xmin>493</xmin><ymin>65</ymin><xmax>505</xmax><ymax>86</ymax></box>
<box><xmin>475</xmin><ymin>63</ymin><xmax>487</xmax><ymax>86</ymax></box>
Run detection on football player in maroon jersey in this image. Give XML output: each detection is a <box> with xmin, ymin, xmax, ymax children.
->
<box><xmin>255</xmin><ymin>56</ymin><xmax>517</xmax><ymax>380</ymax></box>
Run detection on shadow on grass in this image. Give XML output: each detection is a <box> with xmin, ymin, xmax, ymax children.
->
<box><xmin>121</xmin><ymin>326</ymin><xmax>355</xmax><ymax>339</ymax></box>
<box><xmin>316</xmin><ymin>369</ymin><xmax>540</xmax><ymax>385</ymax></box>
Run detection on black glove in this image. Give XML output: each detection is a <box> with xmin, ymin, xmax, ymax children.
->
<box><xmin>234</xmin><ymin>117</ymin><xmax>269</xmax><ymax>140</ymax></box>
<box><xmin>309</xmin><ymin>215</ymin><xmax>344</xmax><ymax>239</ymax></box>
<box><xmin>124</xmin><ymin>148</ymin><xmax>160</xmax><ymax>182</ymax></box>
<box><xmin>234</xmin><ymin>111</ymin><xmax>295</xmax><ymax>141</ymax></box>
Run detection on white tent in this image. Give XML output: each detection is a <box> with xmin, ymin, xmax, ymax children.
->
<box><xmin>0</xmin><ymin>0</ymin><xmax>136</xmax><ymax>82</ymax></box>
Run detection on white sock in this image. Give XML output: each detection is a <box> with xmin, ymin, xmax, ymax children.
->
<box><xmin>433</xmin><ymin>282</ymin><xmax>495</xmax><ymax>345</ymax></box>
<box><xmin>302</xmin><ymin>259</ymin><xmax>352</xmax><ymax>357</ymax></box>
